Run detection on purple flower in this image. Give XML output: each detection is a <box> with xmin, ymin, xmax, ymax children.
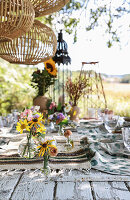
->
<box><xmin>57</xmin><ymin>113</ymin><xmax>65</xmax><ymax>120</ymax></box>
<box><xmin>30</xmin><ymin>106</ymin><xmax>34</xmax><ymax>111</ymax></box>
<box><xmin>48</xmin><ymin>115</ymin><xmax>54</xmax><ymax>120</ymax></box>
<box><xmin>33</xmin><ymin>114</ymin><xmax>40</xmax><ymax>118</ymax></box>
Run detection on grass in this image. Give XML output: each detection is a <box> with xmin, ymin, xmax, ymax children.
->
<box><xmin>103</xmin><ymin>82</ymin><xmax>130</xmax><ymax>117</ymax></box>
<box><xmin>77</xmin><ymin>82</ymin><xmax>130</xmax><ymax>118</ymax></box>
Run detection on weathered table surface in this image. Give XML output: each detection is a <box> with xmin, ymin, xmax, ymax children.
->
<box><xmin>0</xmin><ymin>128</ymin><xmax>130</xmax><ymax>200</ymax></box>
<box><xmin>0</xmin><ymin>168</ymin><xmax>130</xmax><ymax>200</ymax></box>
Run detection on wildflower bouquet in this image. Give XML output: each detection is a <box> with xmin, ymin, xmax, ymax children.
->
<box><xmin>46</xmin><ymin>97</ymin><xmax>72</xmax><ymax>114</ymax></box>
<box><xmin>37</xmin><ymin>139</ymin><xmax>58</xmax><ymax>175</ymax></box>
<box><xmin>16</xmin><ymin>106</ymin><xmax>46</xmax><ymax>158</ymax></box>
<box><xmin>66</xmin><ymin>75</ymin><xmax>89</xmax><ymax>106</ymax></box>
<box><xmin>31</xmin><ymin>59</ymin><xmax>57</xmax><ymax>96</ymax></box>
<box><xmin>48</xmin><ymin>112</ymin><xmax>68</xmax><ymax>135</ymax></box>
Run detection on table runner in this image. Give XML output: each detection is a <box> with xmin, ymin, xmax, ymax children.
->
<box><xmin>0</xmin><ymin>133</ymin><xmax>93</xmax><ymax>171</ymax></box>
<box><xmin>0</xmin><ymin>124</ymin><xmax>130</xmax><ymax>175</ymax></box>
<box><xmin>77</xmin><ymin>123</ymin><xmax>130</xmax><ymax>175</ymax></box>
<box><xmin>0</xmin><ymin>148</ymin><xmax>92</xmax><ymax>171</ymax></box>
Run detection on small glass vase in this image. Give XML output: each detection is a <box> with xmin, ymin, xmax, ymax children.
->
<box><xmin>58</xmin><ymin>125</ymin><xmax>64</xmax><ymax>136</ymax></box>
<box><xmin>64</xmin><ymin>136</ymin><xmax>73</xmax><ymax>151</ymax></box>
<box><xmin>41</xmin><ymin>153</ymin><xmax>51</xmax><ymax>176</ymax></box>
<box><xmin>18</xmin><ymin>134</ymin><xmax>35</xmax><ymax>159</ymax></box>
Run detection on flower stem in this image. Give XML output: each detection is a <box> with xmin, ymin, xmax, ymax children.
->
<box><xmin>44</xmin><ymin>153</ymin><xmax>48</xmax><ymax>169</ymax></box>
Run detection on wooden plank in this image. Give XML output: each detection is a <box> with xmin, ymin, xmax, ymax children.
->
<box><xmin>0</xmin><ymin>170</ymin><xmax>22</xmax><ymax>200</ymax></box>
<box><xmin>56</xmin><ymin>182</ymin><xmax>76</xmax><ymax>199</ymax></box>
<box><xmin>54</xmin><ymin>169</ymin><xmax>130</xmax><ymax>182</ymax></box>
<box><xmin>92</xmin><ymin>181</ymin><xmax>130</xmax><ymax>200</ymax></box>
<box><xmin>76</xmin><ymin>182</ymin><xmax>93</xmax><ymax>200</ymax></box>
<box><xmin>56</xmin><ymin>181</ymin><xmax>93</xmax><ymax>199</ymax></box>
<box><xmin>125</xmin><ymin>181</ymin><xmax>130</xmax><ymax>190</ymax></box>
<box><xmin>11</xmin><ymin>170</ymin><xmax>55</xmax><ymax>200</ymax></box>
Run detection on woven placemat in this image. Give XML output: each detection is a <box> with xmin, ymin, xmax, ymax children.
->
<box><xmin>0</xmin><ymin>147</ymin><xmax>94</xmax><ymax>170</ymax></box>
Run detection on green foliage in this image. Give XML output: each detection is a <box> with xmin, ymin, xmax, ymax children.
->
<box><xmin>31</xmin><ymin>69</ymin><xmax>57</xmax><ymax>96</ymax></box>
<box><xmin>0</xmin><ymin>58</ymin><xmax>36</xmax><ymax>114</ymax></box>
<box><xmin>39</xmin><ymin>0</ymin><xmax>129</xmax><ymax>47</ymax></box>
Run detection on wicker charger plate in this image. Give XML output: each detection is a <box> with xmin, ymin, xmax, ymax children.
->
<box><xmin>31</xmin><ymin>0</ymin><xmax>70</xmax><ymax>17</ymax></box>
<box><xmin>0</xmin><ymin>20</ymin><xmax>57</xmax><ymax>65</ymax></box>
<box><xmin>0</xmin><ymin>0</ymin><xmax>35</xmax><ymax>42</ymax></box>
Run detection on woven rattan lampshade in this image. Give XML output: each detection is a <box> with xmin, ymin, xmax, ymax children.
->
<box><xmin>0</xmin><ymin>20</ymin><xmax>57</xmax><ymax>65</ymax></box>
<box><xmin>30</xmin><ymin>0</ymin><xmax>70</xmax><ymax>17</ymax></box>
<box><xmin>0</xmin><ymin>0</ymin><xmax>35</xmax><ymax>42</ymax></box>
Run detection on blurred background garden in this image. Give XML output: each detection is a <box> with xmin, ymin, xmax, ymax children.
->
<box><xmin>0</xmin><ymin>57</ymin><xmax>130</xmax><ymax>117</ymax></box>
<box><xmin>0</xmin><ymin>0</ymin><xmax>130</xmax><ymax>117</ymax></box>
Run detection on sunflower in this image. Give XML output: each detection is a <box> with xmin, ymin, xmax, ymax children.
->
<box><xmin>44</xmin><ymin>58</ymin><xmax>57</xmax><ymax>76</ymax></box>
<box><xmin>37</xmin><ymin>140</ymin><xmax>56</xmax><ymax>157</ymax></box>
<box><xmin>16</xmin><ymin>119</ymin><xmax>30</xmax><ymax>134</ymax></box>
<box><xmin>37</xmin><ymin>126</ymin><xmax>46</xmax><ymax>134</ymax></box>
<box><xmin>28</xmin><ymin>115</ymin><xmax>44</xmax><ymax>130</ymax></box>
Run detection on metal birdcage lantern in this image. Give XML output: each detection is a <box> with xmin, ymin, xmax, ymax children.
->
<box><xmin>53</xmin><ymin>30</ymin><xmax>71</xmax><ymax>66</ymax></box>
<box><xmin>52</xmin><ymin>30</ymin><xmax>71</xmax><ymax>104</ymax></box>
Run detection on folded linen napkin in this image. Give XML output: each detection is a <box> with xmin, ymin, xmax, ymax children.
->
<box><xmin>100</xmin><ymin>140</ymin><xmax>130</xmax><ymax>158</ymax></box>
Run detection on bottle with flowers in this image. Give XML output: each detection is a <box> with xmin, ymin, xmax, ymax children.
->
<box><xmin>48</xmin><ymin>112</ymin><xmax>68</xmax><ymax>135</ymax></box>
<box><xmin>31</xmin><ymin>59</ymin><xmax>57</xmax><ymax>112</ymax></box>
<box><xmin>66</xmin><ymin>73</ymin><xmax>89</xmax><ymax>122</ymax></box>
<box><xmin>16</xmin><ymin>106</ymin><xmax>46</xmax><ymax>159</ymax></box>
<box><xmin>37</xmin><ymin>139</ymin><xmax>58</xmax><ymax>176</ymax></box>
<box><xmin>64</xmin><ymin>129</ymin><xmax>74</xmax><ymax>150</ymax></box>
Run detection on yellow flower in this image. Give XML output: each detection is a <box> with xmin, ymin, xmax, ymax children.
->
<box><xmin>28</xmin><ymin>116</ymin><xmax>44</xmax><ymax>129</ymax></box>
<box><xmin>37</xmin><ymin>140</ymin><xmax>56</xmax><ymax>157</ymax></box>
<box><xmin>16</xmin><ymin>119</ymin><xmax>30</xmax><ymax>134</ymax></box>
<box><xmin>37</xmin><ymin>126</ymin><xmax>46</xmax><ymax>134</ymax></box>
<box><xmin>44</xmin><ymin>59</ymin><xmax>57</xmax><ymax>76</ymax></box>
<box><xmin>73</xmin><ymin>110</ymin><xmax>77</xmax><ymax>116</ymax></box>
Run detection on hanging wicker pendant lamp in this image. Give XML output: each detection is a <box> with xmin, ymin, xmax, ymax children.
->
<box><xmin>0</xmin><ymin>0</ymin><xmax>35</xmax><ymax>42</ymax></box>
<box><xmin>0</xmin><ymin>20</ymin><xmax>57</xmax><ymax>65</ymax></box>
<box><xmin>30</xmin><ymin>0</ymin><xmax>70</xmax><ymax>17</ymax></box>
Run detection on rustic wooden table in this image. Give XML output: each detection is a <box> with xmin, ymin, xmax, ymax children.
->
<box><xmin>0</xmin><ymin>168</ymin><xmax>130</xmax><ymax>200</ymax></box>
<box><xmin>0</xmin><ymin>127</ymin><xmax>130</xmax><ymax>200</ymax></box>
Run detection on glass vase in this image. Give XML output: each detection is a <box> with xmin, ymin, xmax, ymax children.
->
<box><xmin>42</xmin><ymin>153</ymin><xmax>51</xmax><ymax>176</ymax></box>
<box><xmin>64</xmin><ymin>136</ymin><xmax>74</xmax><ymax>151</ymax></box>
<box><xmin>58</xmin><ymin>125</ymin><xmax>64</xmax><ymax>136</ymax></box>
<box><xmin>18</xmin><ymin>134</ymin><xmax>35</xmax><ymax>159</ymax></box>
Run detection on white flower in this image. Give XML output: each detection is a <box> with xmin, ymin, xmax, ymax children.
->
<box><xmin>33</xmin><ymin>106</ymin><xmax>40</xmax><ymax>113</ymax></box>
<box><xmin>64</xmin><ymin>104</ymin><xmax>72</xmax><ymax>113</ymax></box>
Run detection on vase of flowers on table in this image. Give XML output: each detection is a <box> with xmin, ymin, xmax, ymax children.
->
<box><xmin>31</xmin><ymin>59</ymin><xmax>57</xmax><ymax>112</ymax></box>
<box><xmin>37</xmin><ymin>139</ymin><xmax>58</xmax><ymax>176</ymax></box>
<box><xmin>66</xmin><ymin>73</ymin><xmax>89</xmax><ymax>122</ymax></box>
<box><xmin>48</xmin><ymin>112</ymin><xmax>68</xmax><ymax>136</ymax></box>
<box><xmin>16</xmin><ymin>106</ymin><xmax>46</xmax><ymax>158</ymax></box>
<box><xmin>64</xmin><ymin>129</ymin><xmax>74</xmax><ymax>150</ymax></box>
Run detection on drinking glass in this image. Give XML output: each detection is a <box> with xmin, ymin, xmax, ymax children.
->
<box><xmin>122</xmin><ymin>127</ymin><xmax>130</xmax><ymax>151</ymax></box>
<box><xmin>104</xmin><ymin>115</ymin><xmax>119</xmax><ymax>133</ymax></box>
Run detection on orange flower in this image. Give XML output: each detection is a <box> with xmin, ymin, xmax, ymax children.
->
<box><xmin>64</xmin><ymin>130</ymin><xmax>72</xmax><ymax>138</ymax></box>
<box><xmin>50</xmin><ymin>147</ymin><xmax>58</xmax><ymax>157</ymax></box>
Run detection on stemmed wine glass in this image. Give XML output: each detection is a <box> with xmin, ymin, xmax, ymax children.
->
<box><xmin>122</xmin><ymin>127</ymin><xmax>130</xmax><ymax>151</ymax></box>
<box><xmin>104</xmin><ymin>115</ymin><xmax>119</xmax><ymax>133</ymax></box>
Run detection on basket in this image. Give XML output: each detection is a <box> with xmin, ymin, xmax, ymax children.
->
<box><xmin>0</xmin><ymin>0</ymin><xmax>35</xmax><ymax>42</ymax></box>
<box><xmin>30</xmin><ymin>0</ymin><xmax>70</xmax><ymax>17</ymax></box>
<box><xmin>0</xmin><ymin>20</ymin><xmax>57</xmax><ymax>65</ymax></box>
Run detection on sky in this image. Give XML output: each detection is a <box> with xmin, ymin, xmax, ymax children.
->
<box><xmin>60</xmin><ymin>0</ymin><xmax>130</xmax><ymax>75</ymax></box>
<box><xmin>63</xmin><ymin>29</ymin><xmax>130</xmax><ymax>75</ymax></box>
